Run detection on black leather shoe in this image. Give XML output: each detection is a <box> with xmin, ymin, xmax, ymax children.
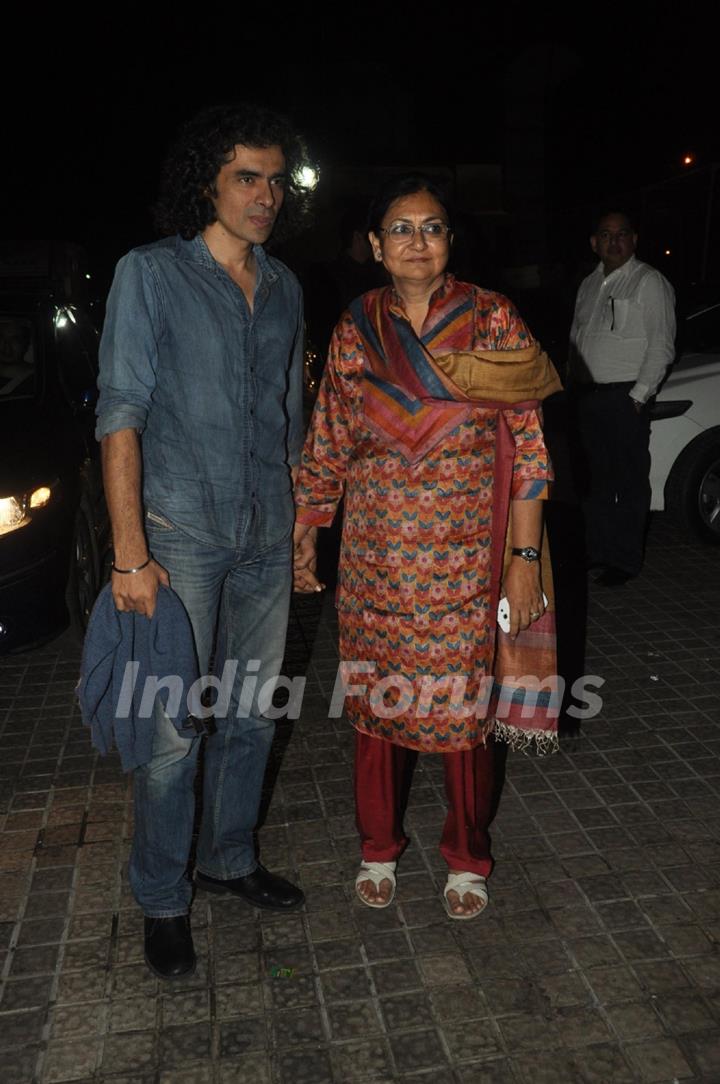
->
<box><xmin>144</xmin><ymin>915</ymin><xmax>196</xmax><ymax>980</ymax></box>
<box><xmin>196</xmin><ymin>864</ymin><xmax>305</xmax><ymax>911</ymax></box>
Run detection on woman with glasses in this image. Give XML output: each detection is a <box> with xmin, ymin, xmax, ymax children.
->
<box><xmin>293</xmin><ymin>174</ymin><xmax>561</xmax><ymax>919</ymax></box>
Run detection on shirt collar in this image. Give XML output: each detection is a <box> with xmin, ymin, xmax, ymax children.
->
<box><xmin>597</xmin><ymin>253</ymin><xmax>638</xmax><ymax>284</ymax></box>
<box><xmin>389</xmin><ymin>272</ymin><xmax>455</xmax><ymax>317</ymax></box>
<box><xmin>178</xmin><ymin>234</ymin><xmax>278</xmax><ymax>284</ymax></box>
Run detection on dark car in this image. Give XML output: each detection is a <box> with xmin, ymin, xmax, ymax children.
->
<box><xmin>0</xmin><ymin>241</ymin><xmax>108</xmax><ymax>653</ymax></box>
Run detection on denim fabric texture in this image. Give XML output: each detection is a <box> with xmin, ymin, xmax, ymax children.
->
<box><xmin>97</xmin><ymin>233</ymin><xmax>301</xmax><ymax>917</ymax></box>
<box><xmin>128</xmin><ymin>517</ymin><xmax>293</xmax><ymax>916</ymax></box>
<box><xmin>77</xmin><ymin>584</ymin><xmax>199</xmax><ymax>771</ymax></box>
<box><xmin>96</xmin><ymin>234</ymin><xmax>304</xmax><ymax>550</ymax></box>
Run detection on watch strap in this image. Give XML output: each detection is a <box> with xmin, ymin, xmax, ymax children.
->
<box><xmin>511</xmin><ymin>546</ymin><xmax>540</xmax><ymax>562</ymax></box>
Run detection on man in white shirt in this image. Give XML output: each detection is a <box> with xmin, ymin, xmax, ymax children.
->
<box><xmin>569</xmin><ymin>212</ymin><xmax>676</xmax><ymax>585</ymax></box>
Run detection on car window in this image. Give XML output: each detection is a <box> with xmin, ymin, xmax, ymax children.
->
<box><xmin>54</xmin><ymin>306</ymin><xmax>99</xmax><ymax>407</ymax></box>
<box><xmin>0</xmin><ymin>313</ymin><xmax>36</xmax><ymax>399</ymax></box>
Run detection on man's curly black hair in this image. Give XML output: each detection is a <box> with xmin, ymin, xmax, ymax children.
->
<box><xmin>154</xmin><ymin>102</ymin><xmax>313</xmax><ymax>244</ymax></box>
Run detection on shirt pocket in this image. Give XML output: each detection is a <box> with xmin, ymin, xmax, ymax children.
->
<box><xmin>609</xmin><ymin>298</ymin><xmax>643</xmax><ymax>337</ymax></box>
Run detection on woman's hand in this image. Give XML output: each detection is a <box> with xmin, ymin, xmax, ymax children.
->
<box><xmin>501</xmin><ymin>559</ymin><xmax>545</xmax><ymax>639</ymax></box>
<box><xmin>293</xmin><ymin>523</ymin><xmax>324</xmax><ymax>593</ymax></box>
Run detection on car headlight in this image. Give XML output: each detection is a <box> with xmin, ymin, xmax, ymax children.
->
<box><xmin>0</xmin><ymin>484</ymin><xmax>55</xmax><ymax>536</ymax></box>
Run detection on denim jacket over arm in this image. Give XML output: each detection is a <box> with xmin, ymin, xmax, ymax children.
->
<box><xmin>96</xmin><ymin>235</ymin><xmax>304</xmax><ymax>551</ymax></box>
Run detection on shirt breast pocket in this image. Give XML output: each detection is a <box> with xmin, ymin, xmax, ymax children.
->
<box><xmin>609</xmin><ymin>298</ymin><xmax>642</xmax><ymax>337</ymax></box>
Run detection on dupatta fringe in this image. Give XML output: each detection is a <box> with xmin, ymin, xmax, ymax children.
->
<box><xmin>492</xmin><ymin>719</ymin><xmax>560</xmax><ymax>755</ymax></box>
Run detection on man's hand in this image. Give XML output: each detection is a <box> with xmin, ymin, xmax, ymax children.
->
<box><xmin>293</xmin><ymin>523</ymin><xmax>324</xmax><ymax>593</ymax></box>
<box><xmin>502</xmin><ymin>559</ymin><xmax>545</xmax><ymax>639</ymax></box>
<box><xmin>111</xmin><ymin>559</ymin><xmax>170</xmax><ymax>618</ymax></box>
<box><xmin>102</xmin><ymin>429</ymin><xmax>167</xmax><ymax>616</ymax></box>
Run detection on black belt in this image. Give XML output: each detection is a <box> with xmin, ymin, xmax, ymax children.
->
<box><xmin>574</xmin><ymin>380</ymin><xmax>634</xmax><ymax>392</ymax></box>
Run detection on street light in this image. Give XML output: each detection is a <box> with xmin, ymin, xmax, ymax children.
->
<box><xmin>296</xmin><ymin>165</ymin><xmax>319</xmax><ymax>191</ymax></box>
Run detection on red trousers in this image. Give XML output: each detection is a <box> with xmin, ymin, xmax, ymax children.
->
<box><xmin>353</xmin><ymin>730</ymin><xmax>494</xmax><ymax>877</ymax></box>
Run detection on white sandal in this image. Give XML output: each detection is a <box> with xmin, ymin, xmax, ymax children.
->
<box><xmin>443</xmin><ymin>872</ymin><xmax>488</xmax><ymax>921</ymax></box>
<box><xmin>355</xmin><ymin>861</ymin><xmax>397</xmax><ymax>908</ymax></box>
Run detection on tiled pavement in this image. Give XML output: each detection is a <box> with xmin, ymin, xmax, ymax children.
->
<box><xmin>1</xmin><ymin>513</ymin><xmax>719</xmax><ymax>1084</ymax></box>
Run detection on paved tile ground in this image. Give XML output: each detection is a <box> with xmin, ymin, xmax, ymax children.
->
<box><xmin>1</xmin><ymin>512</ymin><xmax>719</xmax><ymax>1083</ymax></box>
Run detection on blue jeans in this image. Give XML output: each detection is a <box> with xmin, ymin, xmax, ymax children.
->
<box><xmin>128</xmin><ymin>514</ymin><xmax>292</xmax><ymax>916</ymax></box>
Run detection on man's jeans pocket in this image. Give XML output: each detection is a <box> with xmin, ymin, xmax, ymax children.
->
<box><xmin>146</xmin><ymin>508</ymin><xmax>176</xmax><ymax>531</ymax></box>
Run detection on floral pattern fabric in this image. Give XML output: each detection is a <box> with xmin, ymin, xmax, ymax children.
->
<box><xmin>295</xmin><ymin>279</ymin><xmax>552</xmax><ymax>752</ymax></box>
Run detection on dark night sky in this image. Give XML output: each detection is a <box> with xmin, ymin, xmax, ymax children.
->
<box><xmin>4</xmin><ymin>5</ymin><xmax>717</xmax><ymax>287</ymax></box>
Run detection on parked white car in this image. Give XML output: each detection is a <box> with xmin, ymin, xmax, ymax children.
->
<box><xmin>650</xmin><ymin>302</ymin><xmax>720</xmax><ymax>543</ymax></box>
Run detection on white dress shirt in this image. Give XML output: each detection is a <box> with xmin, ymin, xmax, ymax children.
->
<box><xmin>569</xmin><ymin>255</ymin><xmax>676</xmax><ymax>402</ymax></box>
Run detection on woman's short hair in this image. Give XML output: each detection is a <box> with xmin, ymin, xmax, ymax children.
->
<box><xmin>154</xmin><ymin>102</ymin><xmax>312</xmax><ymax>243</ymax></box>
<box><xmin>367</xmin><ymin>173</ymin><xmax>453</xmax><ymax>235</ymax></box>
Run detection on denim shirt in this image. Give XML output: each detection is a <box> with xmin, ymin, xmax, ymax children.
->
<box><xmin>96</xmin><ymin>235</ymin><xmax>304</xmax><ymax>551</ymax></box>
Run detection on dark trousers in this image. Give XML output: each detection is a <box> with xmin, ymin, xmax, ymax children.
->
<box><xmin>573</xmin><ymin>381</ymin><xmax>651</xmax><ymax>576</ymax></box>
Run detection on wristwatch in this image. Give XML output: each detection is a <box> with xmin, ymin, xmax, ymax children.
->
<box><xmin>511</xmin><ymin>546</ymin><xmax>540</xmax><ymax>563</ymax></box>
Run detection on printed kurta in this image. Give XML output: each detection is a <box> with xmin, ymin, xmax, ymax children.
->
<box><xmin>295</xmin><ymin>277</ymin><xmax>553</xmax><ymax>752</ymax></box>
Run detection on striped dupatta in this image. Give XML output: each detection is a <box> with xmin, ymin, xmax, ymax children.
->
<box><xmin>349</xmin><ymin>284</ymin><xmax>561</xmax><ymax>462</ymax></box>
<box><xmin>348</xmin><ymin>285</ymin><xmax>476</xmax><ymax>465</ymax></box>
<box><xmin>349</xmin><ymin>282</ymin><xmax>564</xmax><ymax>753</ymax></box>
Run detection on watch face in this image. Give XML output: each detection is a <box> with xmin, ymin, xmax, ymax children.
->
<box><xmin>514</xmin><ymin>546</ymin><xmax>539</xmax><ymax>561</ymax></box>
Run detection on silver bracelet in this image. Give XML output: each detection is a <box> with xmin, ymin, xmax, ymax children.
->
<box><xmin>112</xmin><ymin>555</ymin><xmax>152</xmax><ymax>574</ymax></box>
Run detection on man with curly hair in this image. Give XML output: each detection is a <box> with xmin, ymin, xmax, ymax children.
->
<box><xmin>96</xmin><ymin>103</ymin><xmax>310</xmax><ymax>979</ymax></box>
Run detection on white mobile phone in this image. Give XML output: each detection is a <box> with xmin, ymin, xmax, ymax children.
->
<box><xmin>497</xmin><ymin>593</ymin><xmax>548</xmax><ymax>634</ymax></box>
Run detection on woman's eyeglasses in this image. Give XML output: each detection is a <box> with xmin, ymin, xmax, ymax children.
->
<box><xmin>379</xmin><ymin>222</ymin><xmax>452</xmax><ymax>242</ymax></box>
